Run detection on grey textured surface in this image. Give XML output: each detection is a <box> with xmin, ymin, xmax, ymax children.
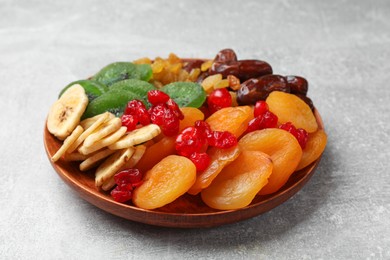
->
<box><xmin>1</xmin><ymin>0</ymin><xmax>389</xmax><ymax>259</ymax></box>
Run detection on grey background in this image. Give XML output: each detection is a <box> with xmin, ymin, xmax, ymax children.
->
<box><xmin>1</xmin><ymin>0</ymin><xmax>389</xmax><ymax>259</ymax></box>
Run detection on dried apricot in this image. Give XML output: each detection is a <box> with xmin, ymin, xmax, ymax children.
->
<box><xmin>134</xmin><ymin>136</ymin><xmax>176</xmax><ymax>173</ymax></box>
<box><xmin>206</xmin><ymin>106</ymin><xmax>253</xmax><ymax>138</ymax></box>
<box><xmin>132</xmin><ymin>155</ymin><xmax>196</xmax><ymax>209</ymax></box>
<box><xmin>187</xmin><ymin>146</ymin><xmax>241</xmax><ymax>195</ymax></box>
<box><xmin>266</xmin><ymin>91</ymin><xmax>318</xmax><ymax>133</ymax></box>
<box><xmin>296</xmin><ymin>129</ymin><xmax>327</xmax><ymax>170</ymax></box>
<box><xmin>179</xmin><ymin>107</ymin><xmax>205</xmax><ymax>131</ymax></box>
<box><xmin>239</xmin><ymin>128</ymin><xmax>302</xmax><ymax>195</ymax></box>
<box><xmin>201</xmin><ymin>150</ymin><xmax>273</xmax><ymax>210</ymax></box>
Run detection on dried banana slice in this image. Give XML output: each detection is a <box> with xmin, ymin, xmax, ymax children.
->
<box><xmin>78</xmin><ymin>126</ymin><xmax>127</xmax><ymax>155</ymax></box>
<box><xmin>47</xmin><ymin>84</ymin><xmax>88</xmax><ymax>140</ymax></box>
<box><xmin>67</xmin><ymin>112</ymin><xmax>110</xmax><ymax>153</ymax></box>
<box><xmin>51</xmin><ymin>125</ymin><xmax>84</xmax><ymax>162</ymax></box>
<box><xmin>80</xmin><ymin>112</ymin><xmax>115</xmax><ymax>129</ymax></box>
<box><xmin>79</xmin><ymin>148</ymin><xmax>116</xmax><ymax>171</ymax></box>
<box><xmin>83</xmin><ymin>117</ymin><xmax>122</xmax><ymax>147</ymax></box>
<box><xmin>95</xmin><ymin>148</ymin><xmax>135</xmax><ymax>187</ymax></box>
<box><xmin>101</xmin><ymin>144</ymin><xmax>147</xmax><ymax>191</ymax></box>
<box><xmin>108</xmin><ymin>124</ymin><xmax>161</xmax><ymax>150</ymax></box>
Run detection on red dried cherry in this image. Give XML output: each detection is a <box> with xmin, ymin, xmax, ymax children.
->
<box><xmin>110</xmin><ymin>169</ymin><xmax>144</xmax><ymax>203</ymax></box>
<box><xmin>207</xmin><ymin>88</ymin><xmax>232</xmax><ymax>113</ymax></box>
<box><xmin>121</xmin><ymin>114</ymin><xmax>138</xmax><ymax>131</ymax></box>
<box><xmin>207</xmin><ymin>131</ymin><xmax>237</xmax><ymax>148</ymax></box>
<box><xmin>254</xmin><ymin>101</ymin><xmax>269</xmax><ymax>117</ymax></box>
<box><xmin>111</xmin><ymin>188</ymin><xmax>132</xmax><ymax>203</ymax></box>
<box><xmin>245</xmin><ymin>111</ymin><xmax>278</xmax><ymax>134</ymax></box>
<box><xmin>147</xmin><ymin>90</ymin><xmax>170</xmax><ymax>105</ymax></box>
<box><xmin>160</xmin><ymin>106</ymin><xmax>180</xmax><ymax>136</ymax></box>
<box><xmin>166</xmin><ymin>98</ymin><xmax>184</xmax><ymax>120</ymax></box>
<box><xmin>175</xmin><ymin>126</ymin><xmax>206</xmax><ymax>157</ymax></box>
<box><xmin>115</xmin><ymin>169</ymin><xmax>143</xmax><ymax>186</ymax></box>
<box><xmin>279</xmin><ymin>122</ymin><xmax>308</xmax><ymax>149</ymax></box>
<box><xmin>124</xmin><ymin>100</ymin><xmax>150</xmax><ymax>126</ymax></box>
<box><xmin>189</xmin><ymin>152</ymin><xmax>210</xmax><ymax>171</ymax></box>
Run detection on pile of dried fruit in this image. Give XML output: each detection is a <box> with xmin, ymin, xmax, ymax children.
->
<box><xmin>47</xmin><ymin>49</ymin><xmax>327</xmax><ymax>210</ymax></box>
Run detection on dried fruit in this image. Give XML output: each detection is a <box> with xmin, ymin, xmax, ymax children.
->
<box><xmin>279</xmin><ymin>122</ymin><xmax>309</xmax><ymax>149</ymax></box>
<box><xmin>237</xmin><ymin>75</ymin><xmax>289</xmax><ymax>105</ymax></box>
<box><xmin>245</xmin><ymin>111</ymin><xmax>278</xmax><ymax>134</ymax></box>
<box><xmin>189</xmin><ymin>152</ymin><xmax>211</xmax><ymax>172</ymax></box>
<box><xmin>201</xmin><ymin>150</ymin><xmax>273</xmax><ymax>210</ymax></box>
<box><xmin>179</xmin><ymin>107</ymin><xmax>205</xmax><ymax>131</ymax></box>
<box><xmin>207</xmin><ymin>88</ymin><xmax>232</xmax><ymax>113</ymax></box>
<box><xmin>206</xmin><ymin>106</ymin><xmax>253</xmax><ymax>138</ymax></box>
<box><xmin>286</xmin><ymin>75</ymin><xmax>308</xmax><ymax>96</ymax></box>
<box><xmin>188</xmin><ymin>146</ymin><xmax>240</xmax><ymax>195</ymax></box>
<box><xmin>266</xmin><ymin>91</ymin><xmax>318</xmax><ymax>133</ymax></box>
<box><xmin>135</xmin><ymin>136</ymin><xmax>176</xmax><ymax>173</ymax></box>
<box><xmin>239</xmin><ymin>128</ymin><xmax>302</xmax><ymax>195</ymax></box>
<box><xmin>132</xmin><ymin>155</ymin><xmax>196</xmax><ymax>209</ymax></box>
<box><xmin>296</xmin><ymin>129</ymin><xmax>327</xmax><ymax>170</ymax></box>
<box><xmin>209</xmin><ymin>60</ymin><xmax>272</xmax><ymax>81</ymax></box>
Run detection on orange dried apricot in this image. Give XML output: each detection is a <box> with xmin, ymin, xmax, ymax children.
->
<box><xmin>239</xmin><ymin>128</ymin><xmax>302</xmax><ymax>195</ymax></box>
<box><xmin>187</xmin><ymin>146</ymin><xmax>241</xmax><ymax>195</ymax></box>
<box><xmin>201</xmin><ymin>150</ymin><xmax>273</xmax><ymax>210</ymax></box>
<box><xmin>266</xmin><ymin>91</ymin><xmax>318</xmax><ymax>133</ymax></box>
<box><xmin>296</xmin><ymin>129</ymin><xmax>327</xmax><ymax>170</ymax></box>
<box><xmin>132</xmin><ymin>155</ymin><xmax>196</xmax><ymax>209</ymax></box>
<box><xmin>134</xmin><ymin>136</ymin><xmax>176</xmax><ymax>173</ymax></box>
<box><xmin>179</xmin><ymin>107</ymin><xmax>204</xmax><ymax>131</ymax></box>
<box><xmin>206</xmin><ymin>106</ymin><xmax>253</xmax><ymax>138</ymax></box>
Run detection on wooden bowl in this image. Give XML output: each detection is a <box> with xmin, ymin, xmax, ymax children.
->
<box><xmin>44</xmin><ymin>109</ymin><xmax>324</xmax><ymax>228</ymax></box>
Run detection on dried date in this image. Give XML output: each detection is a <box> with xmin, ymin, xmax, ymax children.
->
<box><xmin>214</xmin><ymin>49</ymin><xmax>238</xmax><ymax>63</ymax></box>
<box><xmin>209</xmin><ymin>60</ymin><xmax>272</xmax><ymax>81</ymax></box>
<box><xmin>237</xmin><ymin>75</ymin><xmax>289</xmax><ymax>105</ymax></box>
<box><xmin>286</xmin><ymin>75</ymin><xmax>308</xmax><ymax>96</ymax></box>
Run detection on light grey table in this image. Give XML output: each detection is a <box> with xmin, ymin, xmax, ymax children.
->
<box><xmin>1</xmin><ymin>0</ymin><xmax>389</xmax><ymax>259</ymax></box>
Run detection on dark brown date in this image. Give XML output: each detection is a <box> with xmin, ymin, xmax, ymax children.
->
<box><xmin>183</xmin><ymin>59</ymin><xmax>204</xmax><ymax>73</ymax></box>
<box><xmin>209</xmin><ymin>60</ymin><xmax>273</xmax><ymax>81</ymax></box>
<box><xmin>237</xmin><ymin>75</ymin><xmax>289</xmax><ymax>105</ymax></box>
<box><xmin>214</xmin><ymin>49</ymin><xmax>237</xmax><ymax>63</ymax></box>
<box><xmin>286</xmin><ymin>75</ymin><xmax>308</xmax><ymax>95</ymax></box>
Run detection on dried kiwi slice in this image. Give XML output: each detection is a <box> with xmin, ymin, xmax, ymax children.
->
<box><xmin>92</xmin><ymin>62</ymin><xmax>152</xmax><ymax>86</ymax></box>
<box><xmin>161</xmin><ymin>82</ymin><xmax>206</xmax><ymax>108</ymax></box>
<box><xmin>82</xmin><ymin>90</ymin><xmax>140</xmax><ymax>119</ymax></box>
<box><xmin>59</xmin><ymin>80</ymin><xmax>109</xmax><ymax>101</ymax></box>
<box><xmin>109</xmin><ymin>79</ymin><xmax>155</xmax><ymax>98</ymax></box>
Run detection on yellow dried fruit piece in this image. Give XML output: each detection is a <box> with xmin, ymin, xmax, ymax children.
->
<box><xmin>188</xmin><ymin>146</ymin><xmax>241</xmax><ymax>195</ymax></box>
<box><xmin>201</xmin><ymin>150</ymin><xmax>273</xmax><ymax>210</ymax></box>
<box><xmin>201</xmin><ymin>74</ymin><xmax>222</xmax><ymax>93</ymax></box>
<box><xmin>201</xmin><ymin>60</ymin><xmax>213</xmax><ymax>71</ymax></box>
<box><xmin>266</xmin><ymin>91</ymin><xmax>318</xmax><ymax>133</ymax></box>
<box><xmin>296</xmin><ymin>129</ymin><xmax>327</xmax><ymax>170</ymax></box>
<box><xmin>135</xmin><ymin>136</ymin><xmax>176</xmax><ymax>174</ymax></box>
<box><xmin>239</xmin><ymin>128</ymin><xmax>302</xmax><ymax>195</ymax></box>
<box><xmin>214</xmin><ymin>79</ymin><xmax>229</xmax><ymax>89</ymax></box>
<box><xmin>132</xmin><ymin>155</ymin><xmax>196</xmax><ymax>209</ymax></box>
<box><xmin>179</xmin><ymin>107</ymin><xmax>205</xmax><ymax>132</ymax></box>
<box><xmin>206</xmin><ymin>106</ymin><xmax>253</xmax><ymax>138</ymax></box>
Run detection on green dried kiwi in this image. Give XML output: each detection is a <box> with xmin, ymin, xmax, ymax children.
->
<box><xmin>92</xmin><ymin>62</ymin><xmax>152</xmax><ymax>86</ymax></box>
<box><xmin>82</xmin><ymin>90</ymin><xmax>141</xmax><ymax>119</ymax></box>
<box><xmin>109</xmin><ymin>79</ymin><xmax>155</xmax><ymax>99</ymax></box>
<box><xmin>161</xmin><ymin>82</ymin><xmax>206</xmax><ymax>108</ymax></box>
<box><xmin>135</xmin><ymin>64</ymin><xmax>153</xmax><ymax>82</ymax></box>
<box><xmin>59</xmin><ymin>80</ymin><xmax>109</xmax><ymax>101</ymax></box>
